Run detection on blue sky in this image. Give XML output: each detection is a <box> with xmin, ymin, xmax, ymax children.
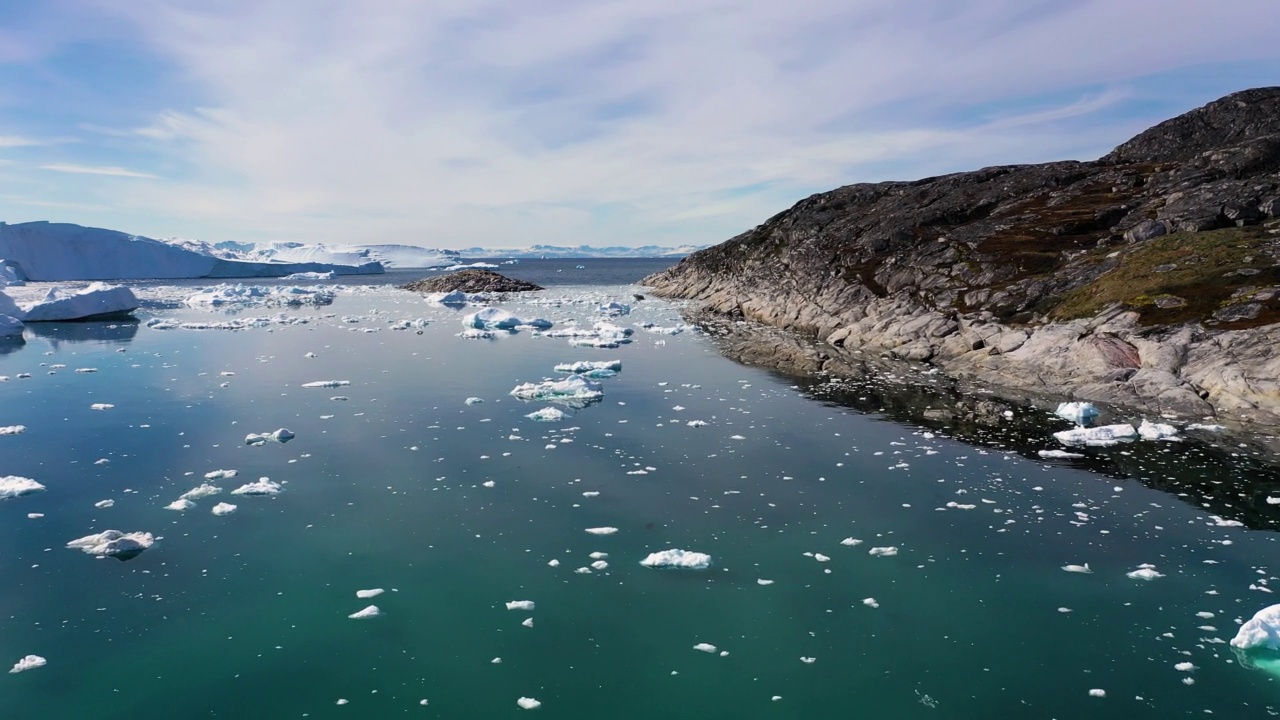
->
<box><xmin>0</xmin><ymin>0</ymin><xmax>1276</xmax><ymax>249</ymax></box>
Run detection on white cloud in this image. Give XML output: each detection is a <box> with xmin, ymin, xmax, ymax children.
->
<box><xmin>39</xmin><ymin>163</ymin><xmax>158</xmax><ymax>179</ymax></box>
<box><xmin>46</xmin><ymin>0</ymin><xmax>1280</xmax><ymax>246</ymax></box>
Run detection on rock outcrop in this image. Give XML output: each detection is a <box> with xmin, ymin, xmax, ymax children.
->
<box><xmin>399</xmin><ymin>269</ymin><xmax>543</xmax><ymax>294</ymax></box>
<box><xmin>645</xmin><ymin>88</ymin><xmax>1280</xmax><ymax>427</ymax></box>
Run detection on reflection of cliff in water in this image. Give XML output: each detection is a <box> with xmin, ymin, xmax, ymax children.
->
<box><xmin>0</xmin><ymin>336</ymin><xmax>24</xmax><ymax>357</ymax></box>
<box><xmin>25</xmin><ymin>320</ymin><xmax>139</xmax><ymax>350</ymax></box>
<box><xmin>694</xmin><ymin>312</ymin><xmax>1280</xmax><ymax>532</ymax></box>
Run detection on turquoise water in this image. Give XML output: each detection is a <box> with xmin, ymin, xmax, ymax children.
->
<box><xmin>2</xmin><ymin>264</ymin><xmax>1280</xmax><ymax>718</ymax></box>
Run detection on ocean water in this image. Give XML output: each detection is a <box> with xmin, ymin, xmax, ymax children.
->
<box><xmin>2</xmin><ymin>259</ymin><xmax>1279</xmax><ymax>719</ymax></box>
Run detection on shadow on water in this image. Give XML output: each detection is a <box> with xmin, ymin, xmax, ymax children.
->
<box><xmin>695</xmin><ymin>312</ymin><xmax>1280</xmax><ymax>531</ymax></box>
<box><xmin>24</xmin><ymin>319</ymin><xmax>139</xmax><ymax>350</ymax></box>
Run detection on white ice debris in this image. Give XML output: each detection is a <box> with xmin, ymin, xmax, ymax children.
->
<box><xmin>21</xmin><ymin>283</ymin><xmax>138</xmax><ymax>321</ymax></box>
<box><xmin>301</xmin><ymin>380</ymin><xmax>350</xmax><ymax>388</ymax></box>
<box><xmin>516</xmin><ymin>697</ymin><xmax>542</xmax><ymax>710</ymax></box>
<box><xmin>1054</xmin><ymin>402</ymin><xmax>1099</xmax><ymax>425</ymax></box>
<box><xmin>1187</xmin><ymin>423</ymin><xmax>1226</xmax><ymax>432</ymax></box>
<box><xmin>840</xmin><ymin>537</ymin><xmax>863</xmax><ymax>546</ymax></box>
<box><xmin>231</xmin><ymin>478</ymin><xmax>282</xmax><ymax>496</ymax></box>
<box><xmin>462</xmin><ymin>307</ymin><xmax>551</xmax><ymax>331</ymax></box>
<box><xmin>526</xmin><ymin>407</ymin><xmax>567</xmax><ymax>422</ymax></box>
<box><xmin>1061</xmin><ymin>563</ymin><xmax>1092</xmax><ymax>573</ymax></box>
<box><xmin>180</xmin><ymin>484</ymin><xmax>222</xmax><ymax>500</ymax></box>
<box><xmin>585</xmin><ymin>527</ymin><xmax>618</xmax><ymax>536</ymax></box>
<box><xmin>1231</xmin><ymin>604</ymin><xmax>1280</xmax><ymax>649</ymax></box>
<box><xmin>506</xmin><ymin>600</ymin><xmax>535</xmax><ymax>611</ymax></box>
<box><xmin>9</xmin><ymin>655</ymin><xmax>46</xmax><ymax>674</ymax></box>
<box><xmin>1175</xmin><ymin>662</ymin><xmax>1196</xmax><ymax>672</ymax></box>
<box><xmin>65</xmin><ymin>530</ymin><xmax>154</xmax><ymax>559</ymax></box>
<box><xmin>863</xmin><ymin>598</ymin><xmax>880</xmax><ymax>608</ymax></box>
<box><xmin>597</xmin><ymin>301</ymin><xmax>630</xmax><ymax>316</ymax></box>
<box><xmin>245</xmin><ymin>428</ymin><xmax>294</xmax><ymax>445</ymax></box>
<box><xmin>1088</xmin><ymin>689</ymin><xmax>1106</xmax><ymax>698</ymax></box>
<box><xmin>356</xmin><ymin>589</ymin><xmax>384</xmax><ymax>599</ymax></box>
<box><xmin>465</xmin><ymin>397</ymin><xmax>484</xmax><ymax>405</ymax></box>
<box><xmin>521</xmin><ymin>617</ymin><xmax>534</xmax><ymax>628</ymax></box>
<box><xmin>204</xmin><ymin>469</ymin><xmax>238</xmax><ymax>480</ymax></box>
<box><xmin>553</xmin><ymin>359</ymin><xmax>621</xmax><ymax>378</ymax></box>
<box><xmin>1125</xmin><ymin>564</ymin><xmax>1165</xmax><ymax>581</ymax></box>
<box><xmin>510</xmin><ymin>375</ymin><xmax>603</xmax><ymax>405</ymax></box>
<box><xmin>0</xmin><ymin>425</ymin><xmax>26</xmax><ymax>435</ymax></box>
<box><xmin>757</xmin><ymin>579</ymin><xmax>774</xmax><ymax>585</ymax></box>
<box><xmin>1038</xmin><ymin>449</ymin><xmax>1085</xmax><ymax>459</ymax></box>
<box><xmin>1053</xmin><ymin>423</ymin><xmax>1137</xmax><ymax>447</ymax></box>
<box><xmin>348</xmin><ymin>605</ymin><xmax>381</xmax><ymax>619</ymax></box>
<box><xmin>868</xmin><ymin>546</ymin><xmax>899</xmax><ymax>557</ymax></box>
<box><xmin>457</xmin><ymin>328</ymin><xmax>495</xmax><ymax>339</ymax></box>
<box><xmin>282</xmin><ymin>271</ymin><xmax>334</xmax><ymax>280</ymax></box>
<box><xmin>164</xmin><ymin>499</ymin><xmax>196</xmax><ymax>511</ymax></box>
<box><xmin>0</xmin><ymin>475</ymin><xmax>45</xmax><ymax>500</ymax></box>
<box><xmin>640</xmin><ymin>549</ymin><xmax>712</xmax><ymax>569</ymax></box>
<box><xmin>90</xmin><ymin>403</ymin><xmax>114</xmax><ymax>411</ymax></box>
<box><xmin>426</xmin><ymin>290</ymin><xmax>468</xmax><ymax>305</ymax></box>
<box><xmin>693</xmin><ymin>643</ymin><xmax>718</xmax><ymax>653</ymax></box>
<box><xmin>1137</xmin><ymin>419</ymin><xmax>1179</xmax><ymax>440</ymax></box>
<box><xmin>211</xmin><ymin>502</ymin><xmax>237</xmax><ymax>516</ymax></box>
<box><xmin>94</xmin><ymin>499</ymin><xmax>114</xmax><ymax>508</ymax></box>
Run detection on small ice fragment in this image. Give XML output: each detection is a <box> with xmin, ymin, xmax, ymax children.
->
<box><xmin>211</xmin><ymin>502</ymin><xmax>237</xmax><ymax>516</ymax></box>
<box><xmin>301</xmin><ymin>380</ymin><xmax>350</xmax><ymax>388</ymax></box>
<box><xmin>204</xmin><ymin>469</ymin><xmax>238</xmax><ymax>480</ymax></box>
<box><xmin>813</xmin><ymin>553</ymin><xmax>830</xmax><ymax>562</ymax></box>
<box><xmin>1062</xmin><ymin>563</ymin><xmax>1092</xmax><ymax>574</ymax></box>
<box><xmin>863</xmin><ymin>598</ymin><xmax>880</xmax><ymax>608</ymax></box>
<box><xmin>547</xmin><ymin>559</ymin><xmax>560</xmax><ymax>567</ymax></box>
<box><xmin>1088</xmin><ymin>689</ymin><xmax>1106</xmax><ymax>698</ymax></box>
<box><xmin>506</xmin><ymin>600</ymin><xmax>535</xmax><ymax>611</ymax></box>
<box><xmin>1053</xmin><ymin>423</ymin><xmax>1136</xmax><ymax>447</ymax></box>
<box><xmin>348</xmin><ymin>605</ymin><xmax>381</xmax><ymax>619</ymax></box>
<box><xmin>90</xmin><ymin>403</ymin><xmax>114</xmax><ymax>411</ymax></box>
<box><xmin>1174</xmin><ymin>662</ymin><xmax>1195</xmax><ymax>672</ymax></box>
<box><xmin>1137</xmin><ymin>419</ymin><xmax>1179</xmax><ymax>440</ymax></box>
<box><xmin>591</xmin><ymin>560</ymin><xmax>608</xmax><ymax>570</ymax></box>
<box><xmin>357</xmin><ymin>589</ymin><xmax>384</xmax><ymax>599</ymax></box>
<box><xmin>27</xmin><ymin>513</ymin><xmax>43</xmax><ymax>519</ymax></box>
<box><xmin>94</xmin><ymin>499</ymin><xmax>114</xmax><ymax>508</ymax></box>
<box><xmin>0</xmin><ymin>425</ymin><xmax>26</xmax><ymax>435</ymax></box>
<box><xmin>693</xmin><ymin>643</ymin><xmax>718</xmax><ymax>653</ymax></box>
<box><xmin>640</xmin><ymin>548</ymin><xmax>711</xmax><ymax>569</ymax></box>
<box><xmin>1126</xmin><ymin>564</ymin><xmax>1165</xmax><ymax>581</ymax></box>
<box><xmin>516</xmin><ymin>697</ymin><xmax>541</xmax><ymax>710</ymax></box>
<box><xmin>800</xmin><ymin>657</ymin><xmax>816</xmax><ymax>664</ymax></box>
<box><xmin>465</xmin><ymin>397</ymin><xmax>484</xmax><ymax>405</ymax></box>
<box><xmin>757</xmin><ymin>579</ymin><xmax>774</xmax><ymax>585</ymax></box>
<box><xmin>9</xmin><ymin>655</ymin><xmax>46</xmax><ymax>674</ymax></box>
<box><xmin>526</xmin><ymin>407</ymin><xmax>567</xmax><ymax>422</ymax></box>
<box><xmin>180</xmin><ymin>484</ymin><xmax>221</xmax><ymax>500</ymax></box>
<box><xmin>1038</xmin><ymin>449</ymin><xmax>1085</xmax><ymax>459</ymax></box>
<box><xmin>840</xmin><ymin>537</ymin><xmax>863</xmax><ymax>546</ymax></box>
<box><xmin>868</xmin><ymin>546</ymin><xmax>898</xmax><ymax>557</ymax></box>
<box><xmin>582</xmin><ymin>491</ymin><xmax>600</xmax><ymax>498</ymax></box>
<box><xmin>521</xmin><ymin>617</ymin><xmax>533</xmax><ymax>628</ymax></box>
<box><xmin>585</xmin><ymin>527</ymin><xmax>618</xmax><ymax>535</ymax></box>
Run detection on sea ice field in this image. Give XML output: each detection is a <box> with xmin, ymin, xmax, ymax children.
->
<box><xmin>3</xmin><ymin>259</ymin><xmax>1280</xmax><ymax>719</ymax></box>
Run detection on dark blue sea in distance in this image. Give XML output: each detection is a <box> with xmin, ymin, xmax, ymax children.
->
<box><xmin>3</xmin><ymin>257</ymin><xmax>1280</xmax><ymax>719</ymax></box>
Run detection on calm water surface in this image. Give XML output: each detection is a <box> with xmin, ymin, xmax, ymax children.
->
<box><xmin>2</xmin><ymin>259</ymin><xmax>1279</xmax><ymax>719</ymax></box>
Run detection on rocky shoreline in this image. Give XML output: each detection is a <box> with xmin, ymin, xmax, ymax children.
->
<box><xmin>645</xmin><ymin>88</ymin><xmax>1280</xmax><ymax>431</ymax></box>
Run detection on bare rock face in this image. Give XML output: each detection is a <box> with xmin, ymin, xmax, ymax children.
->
<box><xmin>399</xmin><ymin>269</ymin><xmax>543</xmax><ymax>293</ymax></box>
<box><xmin>645</xmin><ymin>87</ymin><xmax>1280</xmax><ymax>427</ymax></box>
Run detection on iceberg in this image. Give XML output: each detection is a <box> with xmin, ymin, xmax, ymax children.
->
<box><xmin>462</xmin><ymin>307</ymin><xmax>552</xmax><ymax>331</ymax></box>
<box><xmin>1137</xmin><ymin>419</ymin><xmax>1179</xmax><ymax>440</ymax></box>
<box><xmin>0</xmin><ymin>313</ymin><xmax>22</xmax><ymax>339</ymax></box>
<box><xmin>526</xmin><ymin>407</ymin><xmax>567</xmax><ymax>422</ymax></box>
<box><xmin>231</xmin><ymin>478</ymin><xmax>282</xmax><ymax>496</ymax></box>
<box><xmin>640</xmin><ymin>548</ymin><xmax>712</xmax><ymax>569</ymax></box>
<box><xmin>1232</xmin><ymin>604</ymin><xmax>1280</xmax><ymax>650</ymax></box>
<box><xmin>0</xmin><ymin>475</ymin><xmax>44</xmax><ymax>500</ymax></box>
<box><xmin>211</xmin><ymin>502</ymin><xmax>237</xmax><ymax>516</ymax></box>
<box><xmin>510</xmin><ymin>375</ymin><xmax>604</xmax><ymax>407</ymax></box>
<box><xmin>1052</xmin><ymin>423</ymin><xmax>1137</xmax><ymax>447</ymax></box>
<box><xmin>1054</xmin><ymin>402</ymin><xmax>1099</xmax><ymax>425</ymax></box>
<box><xmin>348</xmin><ymin>605</ymin><xmax>381</xmax><ymax>619</ymax></box>
<box><xmin>553</xmin><ymin>360</ymin><xmax>621</xmax><ymax>378</ymax></box>
<box><xmin>9</xmin><ymin>655</ymin><xmax>46</xmax><ymax>674</ymax></box>
<box><xmin>65</xmin><ymin>530</ymin><xmax>154</xmax><ymax>560</ymax></box>
<box><xmin>356</xmin><ymin>588</ymin><xmax>384</xmax><ymax>599</ymax></box>
<box><xmin>20</xmin><ymin>283</ymin><xmax>138</xmax><ymax>321</ymax></box>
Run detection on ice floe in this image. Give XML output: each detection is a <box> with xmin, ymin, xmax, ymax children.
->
<box><xmin>357</xmin><ymin>589</ymin><xmax>384</xmax><ymax>599</ymax></box>
<box><xmin>9</xmin><ymin>655</ymin><xmax>46</xmax><ymax>674</ymax></box>
<box><xmin>693</xmin><ymin>643</ymin><xmax>718</xmax><ymax>653</ymax></box>
<box><xmin>585</xmin><ymin>527</ymin><xmax>618</xmax><ymax>536</ymax></box>
<box><xmin>164</xmin><ymin>499</ymin><xmax>196</xmax><ymax>512</ymax></box>
<box><xmin>66</xmin><ymin>530</ymin><xmax>154</xmax><ymax>560</ymax></box>
<box><xmin>516</xmin><ymin>697</ymin><xmax>542</xmax><ymax>710</ymax></box>
<box><xmin>231</xmin><ymin>478</ymin><xmax>282</xmax><ymax>496</ymax></box>
<box><xmin>526</xmin><ymin>407</ymin><xmax>567</xmax><ymax>422</ymax></box>
<box><xmin>0</xmin><ymin>425</ymin><xmax>26</xmax><ymax>435</ymax></box>
<box><xmin>553</xmin><ymin>359</ymin><xmax>621</xmax><ymax>378</ymax></box>
<box><xmin>0</xmin><ymin>475</ymin><xmax>45</xmax><ymax>500</ymax></box>
<box><xmin>184</xmin><ymin>283</ymin><xmax>334</xmax><ymax>307</ymax></box>
<box><xmin>868</xmin><ymin>546</ymin><xmax>899</xmax><ymax>557</ymax></box>
<box><xmin>245</xmin><ymin>428</ymin><xmax>295</xmax><ymax>445</ymax></box>
<box><xmin>204</xmin><ymin>469</ymin><xmax>238</xmax><ymax>480</ymax></box>
<box><xmin>1054</xmin><ymin>402</ymin><xmax>1099</xmax><ymax>425</ymax></box>
<box><xmin>1053</xmin><ymin>423</ymin><xmax>1137</xmax><ymax>447</ymax></box>
<box><xmin>598</xmin><ymin>301</ymin><xmax>630</xmax><ymax>316</ymax></box>
<box><xmin>1061</xmin><ymin>563</ymin><xmax>1092</xmax><ymax>573</ymax></box>
<box><xmin>510</xmin><ymin>375</ymin><xmax>603</xmax><ymax>407</ymax></box>
<box><xmin>348</xmin><ymin>605</ymin><xmax>381</xmax><ymax>619</ymax></box>
<box><xmin>1125</xmin><ymin>564</ymin><xmax>1165</xmax><ymax>581</ymax></box>
<box><xmin>180</xmin><ymin>484</ymin><xmax>222</xmax><ymax>501</ymax></box>
<box><xmin>1137</xmin><ymin>419</ymin><xmax>1179</xmax><ymax>440</ymax></box>
<box><xmin>640</xmin><ymin>549</ymin><xmax>712</xmax><ymax>569</ymax></box>
<box><xmin>506</xmin><ymin>600</ymin><xmax>535</xmax><ymax>611</ymax></box>
<box><xmin>90</xmin><ymin>403</ymin><xmax>114</xmax><ymax>411</ymax></box>
<box><xmin>211</xmin><ymin>502</ymin><xmax>237</xmax><ymax>516</ymax></box>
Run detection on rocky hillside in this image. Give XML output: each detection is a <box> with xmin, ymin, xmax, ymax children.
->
<box><xmin>645</xmin><ymin>88</ymin><xmax>1280</xmax><ymax>426</ymax></box>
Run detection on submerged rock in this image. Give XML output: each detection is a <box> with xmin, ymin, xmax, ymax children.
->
<box><xmin>399</xmin><ymin>269</ymin><xmax>543</xmax><ymax>293</ymax></box>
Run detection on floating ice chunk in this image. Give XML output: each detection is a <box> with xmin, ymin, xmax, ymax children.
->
<box><xmin>585</xmin><ymin>527</ymin><xmax>618</xmax><ymax>536</ymax></box>
<box><xmin>180</xmin><ymin>484</ymin><xmax>221</xmax><ymax>500</ymax></box>
<box><xmin>426</xmin><ymin>290</ymin><xmax>468</xmax><ymax>305</ymax></box>
<box><xmin>597</xmin><ymin>301</ymin><xmax>630</xmax><ymax>317</ymax></box>
<box><xmin>1231</xmin><ymin>604</ymin><xmax>1280</xmax><ymax>649</ymax></box>
<box><xmin>506</xmin><ymin>600</ymin><xmax>535</xmax><ymax>611</ymax></box>
<box><xmin>204</xmin><ymin>469</ymin><xmax>238</xmax><ymax>480</ymax></box>
<box><xmin>21</xmin><ymin>283</ymin><xmax>138</xmax><ymax>321</ymax></box>
<box><xmin>66</xmin><ymin>530</ymin><xmax>154</xmax><ymax>560</ymax></box>
<box><xmin>1175</xmin><ymin>662</ymin><xmax>1196</xmax><ymax>672</ymax></box>
<box><xmin>282</xmin><ymin>271</ymin><xmax>335</xmax><ymax>280</ymax></box>
<box><xmin>211</xmin><ymin>502</ymin><xmax>237</xmax><ymax>516</ymax></box>
<box><xmin>465</xmin><ymin>397</ymin><xmax>484</xmax><ymax>405</ymax></box>
<box><xmin>1053</xmin><ymin>423</ymin><xmax>1136</xmax><ymax>447</ymax></box>
<box><xmin>1137</xmin><ymin>419</ymin><xmax>1179</xmax><ymax>440</ymax></box>
<box><xmin>1038</xmin><ymin>449</ymin><xmax>1084</xmax><ymax>459</ymax></box>
<box><xmin>164</xmin><ymin>498</ymin><xmax>196</xmax><ymax>511</ymax></box>
<box><xmin>521</xmin><ymin>617</ymin><xmax>533</xmax><ymax>628</ymax></box>
<box><xmin>1126</xmin><ymin>564</ymin><xmax>1165</xmax><ymax>581</ymax></box>
<box><xmin>1209</xmin><ymin>515</ymin><xmax>1244</xmax><ymax>527</ymax></box>
<box><xmin>231</xmin><ymin>478</ymin><xmax>282</xmax><ymax>496</ymax></box>
<box><xmin>462</xmin><ymin>307</ymin><xmax>551</xmax><ymax>331</ymax></box>
<box><xmin>357</xmin><ymin>588</ymin><xmax>384</xmax><ymax>599</ymax></box>
<box><xmin>800</xmin><ymin>657</ymin><xmax>816</xmax><ymax>664</ymax></box>
<box><xmin>686</xmin><ymin>420</ymin><xmax>707</xmax><ymax>427</ymax></box>
<box><xmin>27</xmin><ymin>513</ymin><xmax>42</xmax><ymax>519</ymax></box>
<box><xmin>547</xmin><ymin>559</ymin><xmax>560</xmax><ymax>567</ymax></box>
<box><xmin>0</xmin><ymin>425</ymin><xmax>26</xmax><ymax>435</ymax></box>
<box><xmin>526</xmin><ymin>407</ymin><xmax>567</xmax><ymax>422</ymax></box>
<box><xmin>553</xmin><ymin>359</ymin><xmax>621</xmax><ymax>378</ymax></box>
<box><xmin>757</xmin><ymin>579</ymin><xmax>774</xmax><ymax>585</ymax></box>
<box><xmin>1054</xmin><ymin>402</ymin><xmax>1099</xmax><ymax>425</ymax></box>
<box><xmin>1186</xmin><ymin>423</ymin><xmax>1225</xmax><ymax>432</ymax></box>
<box><xmin>94</xmin><ymin>499</ymin><xmax>114</xmax><ymax>508</ymax></box>
<box><xmin>840</xmin><ymin>537</ymin><xmax>863</xmax><ymax>546</ymax></box>
<box><xmin>640</xmin><ymin>549</ymin><xmax>711</xmax><ymax>569</ymax></box>
<box><xmin>0</xmin><ymin>314</ymin><xmax>22</xmax><ymax>339</ymax></box>
<box><xmin>75</xmin><ymin>368</ymin><xmax>97</xmax><ymax>373</ymax></box>
<box><xmin>591</xmin><ymin>560</ymin><xmax>609</xmax><ymax>570</ymax></box>
<box><xmin>0</xmin><ymin>475</ymin><xmax>45</xmax><ymax>500</ymax></box>
<box><xmin>90</xmin><ymin>403</ymin><xmax>114</xmax><ymax>411</ymax></box>
<box><xmin>348</xmin><ymin>605</ymin><xmax>381</xmax><ymax>619</ymax></box>
<box><xmin>813</xmin><ymin>553</ymin><xmax>830</xmax><ymax>562</ymax></box>
<box><xmin>301</xmin><ymin>380</ymin><xmax>350</xmax><ymax>388</ymax></box>
<box><xmin>868</xmin><ymin>546</ymin><xmax>898</xmax><ymax>557</ymax></box>
<box><xmin>1088</xmin><ymin>689</ymin><xmax>1106</xmax><ymax>698</ymax></box>
<box><xmin>693</xmin><ymin>643</ymin><xmax>718</xmax><ymax>653</ymax></box>
<box><xmin>510</xmin><ymin>375</ymin><xmax>603</xmax><ymax>407</ymax></box>
<box><xmin>1061</xmin><ymin>563</ymin><xmax>1092</xmax><ymax>574</ymax></box>
<box><xmin>516</xmin><ymin>697</ymin><xmax>541</xmax><ymax>710</ymax></box>
<box><xmin>863</xmin><ymin>598</ymin><xmax>880</xmax><ymax>608</ymax></box>
<box><xmin>9</xmin><ymin>655</ymin><xmax>45</xmax><ymax>674</ymax></box>
<box><xmin>458</xmin><ymin>328</ymin><xmax>495</xmax><ymax>339</ymax></box>
<box><xmin>245</xmin><ymin>428</ymin><xmax>294</xmax><ymax>445</ymax></box>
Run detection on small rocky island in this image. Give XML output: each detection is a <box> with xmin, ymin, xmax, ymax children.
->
<box><xmin>399</xmin><ymin>269</ymin><xmax>543</xmax><ymax>293</ymax></box>
<box><xmin>646</xmin><ymin>87</ymin><xmax>1280</xmax><ymax>428</ymax></box>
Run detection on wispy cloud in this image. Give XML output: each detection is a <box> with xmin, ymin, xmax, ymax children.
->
<box><xmin>0</xmin><ymin>135</ymin><xmax>59</xmax><ymax>148</ymax></box>
<box><xmin>6</xmin><ymin>0</ymin><xmax>1280</xmax><ymax>246</ymax></box>
<box><xmin>39</xmin><ymin>163</ymin><xmax>157</xmax><ymax>178</ymax></box>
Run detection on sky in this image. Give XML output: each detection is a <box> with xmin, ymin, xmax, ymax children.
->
<box><xmin>0</xmin><ymin>0</ymin><xmax>1276</xmax><ymax>250</ymax></box>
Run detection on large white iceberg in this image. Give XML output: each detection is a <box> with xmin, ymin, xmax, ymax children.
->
<box><xmin>510</xmin><ymin>375</ymin><xmax>604</xmax><ymax>407</ymax></box>
<box><xmin>66</xmin><ymin>530</ymin><xmax>155</xmax><ymax>560</ymax></box>
<box><xmin>0</xmin><ymin>475</ymin><xmax>45</xmax><ymax>500</ymax></box>
<box><xmin>1052</xmin><ymin>423</ymin><xmax>1137</xmax><ymax>447</ymax></box>
<box><xmin>639</xmin><ymin>549</ymin><xmax>712</xmax><ymax>570</ymax></box>
<box><xmin>1233</xmin><ymin>604</ymin><xmax>1280</xmax><ymax>650</ymax></box>
<box><xmin>20</xmin><ymin>283</ymin><xmax>138</xmax><ymax>321</ymax></box>
<box><xmin>462</xmin><ymin>307</ymin><xmax>552</xmax><ymax>331</ymax></box>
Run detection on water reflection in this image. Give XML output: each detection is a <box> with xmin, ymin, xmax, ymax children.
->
<box><xmin>24</xmin><ymin>320</ymin><xmax>139</xmax><ymax>350</ymax></box>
